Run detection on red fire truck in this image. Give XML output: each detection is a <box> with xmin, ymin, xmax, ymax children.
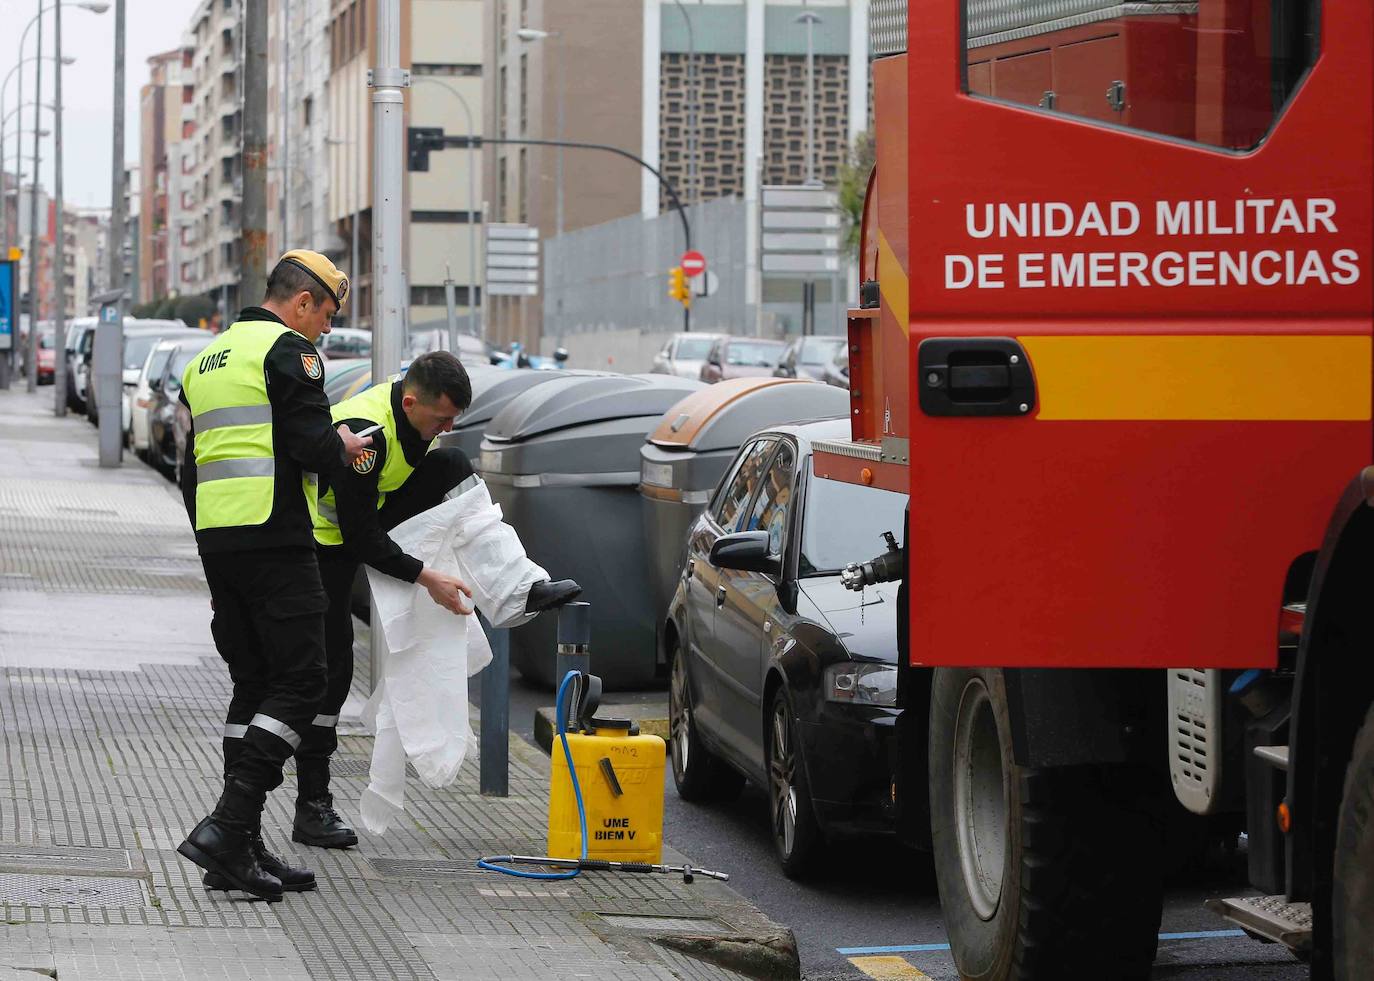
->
<box><xmin>817</xmin><ymin>0</ymin><xmax>1371</xmax><ymax>977</ymax></box>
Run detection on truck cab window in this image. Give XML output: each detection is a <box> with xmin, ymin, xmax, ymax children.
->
<box><xmin>963</xmin><ymin>0</ymin><xmax>1319</xmax><ymax>151</ymax></box>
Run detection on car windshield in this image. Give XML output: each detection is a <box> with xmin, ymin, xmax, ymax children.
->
<box><xmin>726</xmin><ymin>341</ymin><xmax>783</xmax><ymax>367</ymax></box>
<box><xmin>39</xmin><ymin>332</ymin><xmax>55</xmax><ymax>350</ymax></box>
<box><xmin>799</xmin><ymin>465</ymin><xmax>908</xmax><ymax>577</ymax></box>
<box><xmin>124</xmin><ymin>335</ymin><xmax>164</xmax><ymax>371</ymax></box>
<box><xmin>676</xmin><ymin>337</ymin><xmax>714</xmax><ymax>360</ymax></box>
<box><xmin>801</xmin><ymin>338</ymin><xmax>845</xmax><ymax>365</ymax></box>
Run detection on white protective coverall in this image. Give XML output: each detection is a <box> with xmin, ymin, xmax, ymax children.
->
<box><xmin>358</xmin><ymin>477</ymin><xmax>547</xmax><ymax>833</ymax></box>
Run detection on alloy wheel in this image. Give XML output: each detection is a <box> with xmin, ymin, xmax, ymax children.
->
<box><xmin>669</xmin><ymin>653</ymin><xmax>691</xmax><ymax>777</ymax></box>
<box><xmin>769</xmin><ymin>698</ymin><xmax>798</xmax><ymax>858</ymax></box>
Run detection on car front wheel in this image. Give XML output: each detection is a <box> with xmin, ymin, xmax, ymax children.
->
<box><xmin>668</xmin><ymin>639</ymin><xmax>744</xmax><ymax>803</ymax></box>
<box><xmin>766</xmin><ymin>687</ymin><xmax>823</xmax><ymax>878</ymax></box>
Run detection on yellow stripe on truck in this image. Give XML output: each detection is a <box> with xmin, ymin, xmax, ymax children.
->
<box><xmin>877</xmin><ymin>229</ymin><xmax>909</xmax><ymax>336</ymax></box>
<box><xmin>1021</xmin><ymin>335</ymin><xmax>1372</xmax><ymax>421</ymax></box>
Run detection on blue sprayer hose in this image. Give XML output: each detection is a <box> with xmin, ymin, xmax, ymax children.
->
<box><xmin>476</xmin><ymin>670</ymin><xmax>589</xmax><ymax>880</ymax></box>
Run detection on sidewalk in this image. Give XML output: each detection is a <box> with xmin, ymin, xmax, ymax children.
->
<box><xmin>0</xmin><ymin>385</ymin><xmax>796</xmax><ymax>981</ymax></box>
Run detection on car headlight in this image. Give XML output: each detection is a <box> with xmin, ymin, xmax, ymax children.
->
<box><xmin>825</xmin><ymin>662</ymin><xmax>898</xmax><ymax>707</ymax></box>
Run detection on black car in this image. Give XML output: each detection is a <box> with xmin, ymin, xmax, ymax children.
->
<box><xmin>663</xmin><ymin>418</ymin><xmax>907</xmax><ymax>876</ymax></box>
<box><xmin>149</xmin><ymin>335</ymin><xmax>215</xmax><ymax>478</ymax></box>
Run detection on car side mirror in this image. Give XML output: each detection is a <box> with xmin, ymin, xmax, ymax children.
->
<box><xmin>709</xmin><ymin>531</ymin><xmax>779</xmax><ymax>575</ymax></box>
<box><xmin>554</xmin><ymin>347</ymin><xmax>569</xmax><ymax>363</ymax></box>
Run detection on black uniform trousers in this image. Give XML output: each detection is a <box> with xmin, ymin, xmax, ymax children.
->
<box><xmin>297</xmin><ymin>448</ymin><xmax>477</xmax><ymax>795</ymax></box>
<box><xmin>204</xmin><ymin>546</ymin><xmax>329</xmax><ymax>808</ymax></box>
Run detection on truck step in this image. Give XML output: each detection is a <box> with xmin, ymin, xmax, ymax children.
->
<box><xmin>1204</xmin><ymin>895</ymin><xmax>1312</xmax><ymax>953</ymax></box>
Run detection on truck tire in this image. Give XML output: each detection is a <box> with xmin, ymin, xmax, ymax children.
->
<box><xmin>1333</xmin><ymin>702</ymin><xmax>1374</xmax><ymax>979</ymax></box>
<box><xmin>668</xmin><ymin>640</ymin><xmax>744</xmax><ymax>803</ymax></box>
<box><xmin>929</xmin><ymin>667</ymin><xmax>1164</xmax><ymax>980</ymax></box>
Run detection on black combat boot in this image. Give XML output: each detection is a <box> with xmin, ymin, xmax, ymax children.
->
<box><xmin>204</xmin><ymin>835</ymin><xmax>316</xmax><ymax>892</ymax></box>
<box><xmin>178</xmin><ymin>780</ymin><xmax>283</xmax><ymax>903</ymax></box>
<box><xmin>525</xmin><ymin>579</ymin><xmax>582</xmax><ymax>614</ymax></box>
<box><xmin>293</xmin><ymin>793</ymin><xmax>359</xmax><ymax>848</ymax></box>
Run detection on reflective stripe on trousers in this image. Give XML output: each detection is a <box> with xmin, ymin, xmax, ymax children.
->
<box><xmin>248</xmin><ymin>713</ymin><xmax>302</xmax><ymax>750</ymax></box>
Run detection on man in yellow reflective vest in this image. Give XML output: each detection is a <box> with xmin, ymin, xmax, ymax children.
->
<box><xmin>302</xmin><ymin>351</ymin><xmax>579</xmax><ymax>843</ymax></box>
<box><xmin>176</xmin><ymin>250</ymin><xmax>374</xmax><ymax>903</ymax></box>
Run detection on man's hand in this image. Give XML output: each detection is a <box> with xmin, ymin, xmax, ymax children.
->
<box><xmin>417</xmin><ymin>568</ymin><xmax>474</xmax><ymax>615</ymax></box>
<box><xmin>337</xmin><ymin>423</ymin><xmax>374</xmax><ymax>464</ymax></box>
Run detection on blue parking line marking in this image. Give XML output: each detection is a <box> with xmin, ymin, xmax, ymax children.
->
<box><xmin>838</xmin><ymin>928</ymin><xmax>1248</xmax><ymax>957</ymax></box>
<box><xmin>837</xmin><ymin>944</ymin><xmax>952</xmax><ymax>955</ymax></box>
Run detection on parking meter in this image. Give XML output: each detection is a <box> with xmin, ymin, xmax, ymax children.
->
<box><xmin>94</xmin><ymin>302</ymin><xmax>124</xmax><ymax>467</ymax></box>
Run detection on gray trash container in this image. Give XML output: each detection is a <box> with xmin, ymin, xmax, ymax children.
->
<box><xmin>480</xmin><ymin>373</ymin><xmax>703</xmax><ymax>689</ymax></box>
<box><xmin>639</xmin><ymin>377</ymin><xmax>850</xmax><ymax>636</ymax></box>
<box><xmin>436</xmin><ymin>368</ymin><xmax>604</xmax><ymax>462</ymax></box>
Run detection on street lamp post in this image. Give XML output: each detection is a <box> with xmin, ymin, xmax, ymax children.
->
<box><xmin>325</xmin><ymin>134</ymin><xmax>361</xmax><ymax>331</ymax></box>
<box><xmin>670</xmin><ymin>0</ymin><xmax>697</xmax><ymax>205</ymax></box>
<box><xmin>53</xmin><ymin>0</ymin><xmax>66</xmax><ymax>414</ymax></box>
<box><xmin>414</xmin><ymin>75</ymin><xmax>480</xmax><ymax>342</ymax></box>
<box><xmin>795</xmin><ymin>8</ymin><xmax>822</xmax><ymax>186</ymax></box>
<box><xmin>515</xmin><ymin>27</ymin><xmax>564</xmax><ymax>236</ymax></box>
<box><xmin>15</xmin><ymin>0</ymin><xmax>106</xmax><ymax>391</ymax></box>
<box><xmin>0</xmin><ymin>56</ymin><xmax>70</xmax><ymax>255</ymax></box>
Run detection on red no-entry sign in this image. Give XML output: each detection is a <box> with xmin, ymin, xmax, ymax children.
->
<box><xmin>680</xmin><ymin>250</ymin><xmax>706</xmax><ymax>278</ymax></box>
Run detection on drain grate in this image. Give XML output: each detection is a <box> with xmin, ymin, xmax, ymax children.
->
<box><xmin>0</xmin><ymin>873</ymin><xmax>148</xmax><ymax>909</ymax></box>
<box><xmin>598</xmin><ymin>914</ymin><xmax>729</xmax><ymax>935</ymax></box>
<box><xmin>0</xmin><ymin>847</ymin><xmax>132</xmax><ymax>873</ymax></box>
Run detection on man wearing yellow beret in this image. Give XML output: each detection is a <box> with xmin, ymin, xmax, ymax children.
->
<box><xmin>176</xmin><ymin>250</ymin><xmax>373</xmax><ymax>902</ymax></box>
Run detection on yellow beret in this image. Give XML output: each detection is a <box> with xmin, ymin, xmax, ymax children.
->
<box><xmin>278</xmin><ymin>249</ymin><xmax>349</xmax><ymax>312</ymax></box>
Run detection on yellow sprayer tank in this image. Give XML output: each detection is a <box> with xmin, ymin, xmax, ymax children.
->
<box><xmin>548</xmin><ymin>723</ymin><xmax>666</xmax><ymax>864</ymax></box>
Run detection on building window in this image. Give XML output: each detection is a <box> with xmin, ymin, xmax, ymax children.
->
<box><xmin>410</xmin><ymin>285</ymin><xmax>480</xmax><ymax>306</ymax></box>
<box><xmin>518</xmin><ymin>148</ymin><xmax>527</xmax><ymax>224</ymax></box>
<box><xmin>498</xmin><ymin>65</ymin><xmax>507</xmax><ymax>139</ymax></box>
<box><xmin>519</xmin><ymin>53</ymin><xmax>528</xmax><ymax>134</ymax></box>
<box><xmin>302</xmin><ymin>95</ymin><xmax>313</xmax><ymax>126</ymax></box>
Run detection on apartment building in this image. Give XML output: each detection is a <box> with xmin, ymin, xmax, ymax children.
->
<box><xmin>483</xmin><ymin>0</ymin><xmax>869</xmax><ymax>347</ymax></box>
<box><xmin>327</xmin><ymin>0</ymin><xmax>485</xmax><ymax>330</ymax></box>
<box><xmin>181</xmin><ymin>0</ymin><xmax>244</xmax><ymax>315</ymax></box>
<box><xmin>139</xmin><ymin>48</ymin><xmax>192</xmax><ymax>304</ymax></box>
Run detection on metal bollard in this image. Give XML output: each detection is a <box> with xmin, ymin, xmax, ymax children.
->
<box><xmin>479</xmin><ymin>615</ymin><xmax>510</xmax><ymax>798</ymax></box>
<box><xmin>554</xmin><ymin>602</ymin><xmax>592</xmax><ymax>701</ymax></box>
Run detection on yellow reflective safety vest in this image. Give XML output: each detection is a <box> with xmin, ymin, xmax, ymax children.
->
<box><xmin>313</xmin><ymin>377</ymin><xmax>416</xmax><ymax>546</ymax></box>
<box><xmin>182</xmin><ymin>320</ymin><xmax>317</xmax><ymax>531</ymax></box>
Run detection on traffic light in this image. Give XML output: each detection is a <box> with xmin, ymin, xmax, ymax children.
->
<box><xmin>407</xmin><ymin>126</ymin><xmax>444</xmax><ymax>172</ymax></box>
<box><xmin>668</xmin><ymin>266</ymin><xmax>691</xmax><ymax>309</ymax></box>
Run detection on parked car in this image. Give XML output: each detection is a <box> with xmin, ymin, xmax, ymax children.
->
<box><xmin>149</xmin><ymin>334</ymin><xmax>216</xmax><ymax>478</ymax></box>
<box><xmin>406</xmin><ymin>325</ymin><xmax>500</xmax><ymax>369</ymax></box>
<box><xmin>117</xmin><ymin>327</ymin><xmax>204</xmax><ymax>440</ymax></box>
<box><xmin>820</xmin><ymin>344</ymin><xmax>849</xmax><ymax>389</ymax></box>
<box><xmin>130</xmin><ymin>339</ymin><xmax>180</xmax><ymax>458</ymax></box>
<box><xmin>320</xmin><ymin>357</ymin><xmax>371</xmax><ymax>403</ymax></box>
<box><xmin>36</xmin><ymin>331</ymin><xmax>56</xmax><ymax>385</ymax></box>
<box><xmin>84</xmin><ymin>319</ymin><xmax>189</xmax><ymax>425</ymax></box>
<box><xmin>664</xmin><ymin>418</ymin><xmax>908</xmax><ymax>876</ymax></box>
<box><xmin>652</xmin><ymin>332</ymin><xmax>727</xmax><ymax>379</ymax></box>
<box><xmin>699</xmin><ymin>337</ymin><xmax>786</xmax><ymax>384</ymax></box>
<box><xmin>489</xmin><ymin>340</ymin><xmax>569</xmax><ymax>371</ymax></box>
<box><xmin>773</xmin><ymin>335</ymin><xmax>846</xmax><ymax>381</ymax></box>
<box><xmin>65</xmin><ymin>318</ymin><xmax>97</xmax><ymax>411</ymax></box>
<box><xmin>317</xmin><ymin>326</ymin><xmax>372</xmax><ymax>360</ymax></box>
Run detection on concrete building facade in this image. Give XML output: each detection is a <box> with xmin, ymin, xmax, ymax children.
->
<box><xmin>483</xmin><ymin>0</ymin><xmax>869</xmax><ymax>349</ymax></box>
<box><xmin>326</xmin><ymin>0</ymin><xmax>486</xmax><ymax>333</ymax></box>
<box><xmin>182</xmin><ymin>0</ymin><xmax>244</xmax><ymax>316</ymax></box>
<box><xmin>139</xmin><ymin>48</ymin><xmax>192</xmax><ymax>304</ymax></box>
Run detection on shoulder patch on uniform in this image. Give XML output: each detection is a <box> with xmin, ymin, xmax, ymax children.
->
<box><xmin>353</xmin><ymin>448</ymin><xmax>378</xmax><ymax>474</ymax></box>
<box><xmin>301</xmin><ymin>353</ymin><xmax>323</xmax><ymax>380</ymax></box>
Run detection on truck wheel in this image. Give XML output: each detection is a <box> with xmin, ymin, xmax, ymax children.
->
<box><xmin>1333</xmin><ymin>702</ymin><xmax>1374</xmax><ymax>979</ymax></box>
<box><xmin>668</xmin><ymin>640</ymin><xmax>744</xmax><ymax>803</ymax></box>
<box><xmin>929</xmin><ymin>667</ymin><xmax>1164</xmax><ymax>980</ymax></box>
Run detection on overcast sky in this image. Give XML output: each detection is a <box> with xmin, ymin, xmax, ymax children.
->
<box><xmin>0</xmin><ymin>0</ymin><xmax>200</xmax><ymax>209</ymax></box>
